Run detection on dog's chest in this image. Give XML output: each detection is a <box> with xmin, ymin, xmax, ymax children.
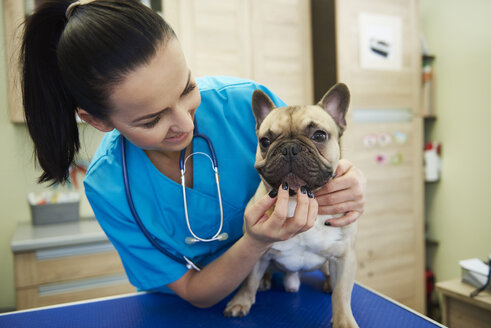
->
<box><xmin>265</xmin><ymin>199</ymin><xmax>344</xmax><ymax>272</ymax></box>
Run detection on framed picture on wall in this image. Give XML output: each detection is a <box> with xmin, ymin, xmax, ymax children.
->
<box><xmin>359</xmin><ymin>13</ymin><xmax>403</xmax><ymax>71</ymax></box>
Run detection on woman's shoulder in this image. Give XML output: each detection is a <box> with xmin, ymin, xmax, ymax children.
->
<box><xmin>197</xmin><ymin>76</ymin><xmax>286</xmax><ymax>107</ymax></box>
<box><xmin>85</xmin><ymin>130</ymin><xmax>122</xmax><ymax>185</ymax></box>
<box><xmin>197</xmin><ymin>76</ymin><xmax>262</xmax><ymax>93</ymax></box>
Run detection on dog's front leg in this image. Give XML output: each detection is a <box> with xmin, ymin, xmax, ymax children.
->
<box><xmin>329</xmin><ymin>244</ymin><xmax>359</xmax><ymax>328</ymax></box>
<box><xmin>224</xmin><ymin>257</ymin><xmax>270</xmax><ymax>317</ymax></box>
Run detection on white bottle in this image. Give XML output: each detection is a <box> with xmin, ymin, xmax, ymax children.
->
<box><xmin>424</xmin><ymin>142</ymin><xmax>441</xmax><ymax>182</ymax></box>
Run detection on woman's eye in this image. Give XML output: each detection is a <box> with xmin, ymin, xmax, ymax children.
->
<box><xmin>143</xmin><ymin>116</ymin><xmax>161</xmax><ymax>128</ymax></box>
<box><xmin>260</xmin><ymin>137</ymin><xmax>271</xmax><ymax>149</ymax></box>
<box><xmin>182</xmin><ymin>82</ymin><xmax>197</xmax><ymax>96</ymax></box>
<box><xmin>311</xmin><ymin>130</ymin><xmax>328</xmax><ymax>143</ymax></box>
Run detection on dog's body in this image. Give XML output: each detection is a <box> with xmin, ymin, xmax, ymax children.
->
<box><xmin>224</xmin><ymin>84</ymin><xmax>359</xmax><ymax>328</ymax></box>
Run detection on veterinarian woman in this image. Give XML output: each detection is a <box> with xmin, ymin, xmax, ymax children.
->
<box><xmin>21</xmin><ymin>0</ymin><xmax>366</xmax><ymax>308</ymax></box>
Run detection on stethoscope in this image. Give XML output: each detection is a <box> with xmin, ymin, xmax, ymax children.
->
<box><xmin>121</xmin><ymin>121</ymin><xmax>228</xmax><ymax>271</ymax></box>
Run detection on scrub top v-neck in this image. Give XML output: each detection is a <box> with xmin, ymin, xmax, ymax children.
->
<box><xmin>84</xmin><ymin>76</ymin><xmax>286</xmax><ymax>292</ymax></box>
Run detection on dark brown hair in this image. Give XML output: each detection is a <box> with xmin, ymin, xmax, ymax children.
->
<box><xmin>21</xmin><ymin>0</ymin><xmax>175</xmax><ymax>184</ymax></box>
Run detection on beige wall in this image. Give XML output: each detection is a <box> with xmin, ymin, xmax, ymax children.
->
<box><xmin>420</xmin><ymin>0</ymin><xmax>491</xmax><ymax>282</ymax></box>
<box><xmin>0</xmin><ymin>2</ymin><xmax>104</xmax><ymax>309</ymax></box>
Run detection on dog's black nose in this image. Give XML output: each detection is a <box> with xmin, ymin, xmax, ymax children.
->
<box><xmin>281</xmin><ymin>143</ymin><xmax>301</xmax><ymax>158</ymax></box>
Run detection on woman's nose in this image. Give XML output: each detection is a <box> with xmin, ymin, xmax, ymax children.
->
<box><xmin>172</xmin><ymin>106</ymin><xmax>194</xmax><ymax>132</ymax></box>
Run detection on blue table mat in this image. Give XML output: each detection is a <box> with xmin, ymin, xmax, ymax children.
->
<box><xmin>0</xmin><ymin>271</ymin><xmax>442</xmax><ymax>328</ymax></box>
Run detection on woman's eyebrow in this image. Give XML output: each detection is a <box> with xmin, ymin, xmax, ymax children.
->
<box><xmin>180</xmin><ymin>70</ymin><xmax>192</xmax><ymax>96</ymax></box>
<box><xmin>132</xmin><ymin>71</ymin><xmax>191</xmax><ymax>124</ymax></box>
<box><xmin>132</xmin><ymin>108</ymin><xmax>168</xmax><ymax>124</ymax></box>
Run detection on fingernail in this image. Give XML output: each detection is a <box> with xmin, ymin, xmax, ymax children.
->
<box><xmin>282</xmin><ymin>182</ymin><xmax>288</xmax><ymax>190</ymax></box>
<box><xmin>324</xmin><ymin>221</ymin><xmax>331</xmax><ymax>226</ymax></box>
<box><xmin>307</xmin><ymin>190</ymin><xmax>314</xmax><ymax>198</ymax></box>
<box><xmin>268</xmin><ymin>189</ymin><xmax>278</xmax><ymax>198</ymax></box>
<box><xmin>300</xmin><ymin>186</ymin><xmax>307</xmax><ymax>194</ymax></box>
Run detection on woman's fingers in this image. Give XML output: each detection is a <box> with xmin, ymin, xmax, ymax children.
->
<box><xmin>314</xmin><ymin>158</ymin><xmax>366</xmax><ymax>225</ymax></box>
<box><xmin>316</xmin><ymin>171</ymin><xmax>359</xmax><ymax>196</ymax></box>
<box><xmin>282</xmin><ymin>188</ymin><xmax>309</xmax><ymax>235</ymax></box>
<box><xmin>277</xmin><ymin>187</ymin><xmax>318</xmax><ymax>236</ymax></box>
<box><xmin>325</xmin><ymin>211</ymin><xmax>361</xmax><ymax>227</ymax></box>
<box><xmin>245</xmin><ymin>184</ymin><xmax>319</xmax><ymax>243</ymax></box>
<box><xmin>244</xmin><ymin>191</ymin><xmax>277</xmax><ymax>226</ymax></box>
<box><xmin>319</xmin><ymin>200</ymin><xmax>363</xmax><ymax>216</ymax></box>
<box><xmin>299</xmin><ymin>188</ymin><xmax>318</xmax><ymax>232</ymax></box>
<box><xmin>266</xmin><ymin>184</ymin><xmax>290</xmax><ymax>230</ymax></box>
<box><xmin>317</xmin><ymin>188</ymin><xmax>354</xmax><ymax>206</ymax></box>
<box><xmin>304</xmin><ymin>193</ymin><xmax>318</xmax><ymax>232</ymax></box>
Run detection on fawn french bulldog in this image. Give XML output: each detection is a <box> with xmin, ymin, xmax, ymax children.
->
<box><xmin>224</xmin><ymin>83</ymin><xmax>358</xmax><ymax>328</ymax></box>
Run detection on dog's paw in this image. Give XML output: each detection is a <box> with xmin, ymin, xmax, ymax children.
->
<box><xmin>258</xmin><ymin>279</ymin><xmax>272</xmax><ymax>291</ymax></box>
<box><xmin>331</xmin><ymin>320</ymin><xmax>359</xmax><ymax>328</ymax></box>
<box><xmin>323</xmin><ymin>276</ymin><xmax>333</xmax><ymax>293</ymax></box>
<box><xmin>224</xmin><ymin>303</ymin><xmax>252</xmax><ymax>317</ymax></box>
<box><xmin>258</xmin><ymin>272</ymin><xmax>272</xmax><ymax>291</ymax></box>
<box><xmin>331</xmin><ymin>315</ymin><xmax>359</xmax><ymax>328</ymax></box>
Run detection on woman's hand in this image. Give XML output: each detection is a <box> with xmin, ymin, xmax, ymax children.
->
<box><xmin>315</xmin><ymin>159</ymin><xmax>366</xmax><ymax>227</ymax></box>
<box><xmin>243</xmin><ymin>185</ymin><xmax>318</xmax><ymax>248</ymax></box>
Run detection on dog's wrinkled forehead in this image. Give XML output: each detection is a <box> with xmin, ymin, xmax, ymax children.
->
<box><xmin>258</xmin><ymin>105</ymin><xmax>340</xmax><ymax>139</ymax></box>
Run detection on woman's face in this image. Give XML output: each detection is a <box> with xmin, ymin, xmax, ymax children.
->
<box><xmin>107</xmin><ymin>38</ymin><xmax>201</xmax><ymax>154</ymax></box>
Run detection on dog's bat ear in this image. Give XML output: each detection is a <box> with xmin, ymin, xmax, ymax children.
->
<box><xmin>252</xmin><ymin>90</ymin><xmax>276</xmax><ymax>130</ymax></box>
<box><xmin>318</xmin><ymin>83</ymin><xmax>350</xmax><ymax>135</ymax></box>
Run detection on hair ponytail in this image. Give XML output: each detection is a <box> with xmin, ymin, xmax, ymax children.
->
<box><xmin>21</xmin><ymin>0</ymin><xmax>79</xmax><ymax>185</ymax></box>
<box><xmin>20</xmin><ymin>0</ymin><xmax>175</xmax><ymax>185</ymax></box>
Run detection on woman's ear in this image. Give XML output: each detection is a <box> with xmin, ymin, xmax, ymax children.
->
<box><xmin>77</xmin><ymin>109</ymin><xmax>114</xmax><ymax>132</ymax></box>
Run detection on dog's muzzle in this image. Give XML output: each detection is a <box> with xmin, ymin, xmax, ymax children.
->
<box><xmin>258</xmin><ymin>141</ymin><xmax>333</xmax><ymax>192</ymax></box>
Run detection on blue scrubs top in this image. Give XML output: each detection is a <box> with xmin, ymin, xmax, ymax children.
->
<box><xmin>84</xmin><ymin>76</ymin><xmax>286</xmax><ymax>292</ymax></box>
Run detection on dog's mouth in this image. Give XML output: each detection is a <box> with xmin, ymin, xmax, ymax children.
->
<box><xmin>281</xmin><ymin>172</ymin><xmax>307</xmax><ymax>192</ymax></box>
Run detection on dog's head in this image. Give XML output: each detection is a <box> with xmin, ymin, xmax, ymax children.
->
<box><xmin>252</xmin><ymin>83</ymin><xmax>350</xmax><ymax>193</ymax></box>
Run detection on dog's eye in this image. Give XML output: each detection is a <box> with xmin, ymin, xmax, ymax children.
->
<box><xmin>311</xmin><ymin>130</ymin><xmax>328</xmax><ymax>143</ymax></box>
<box><xmin>260</xmin><ymin>137</ymin><xmax>271</xmax><ymax>149</ymax></box>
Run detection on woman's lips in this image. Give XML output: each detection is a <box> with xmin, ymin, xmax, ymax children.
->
<box><xmin>165</xmin><ymin>132</ymin><xmax>190</xmax><ymax>143</ymax></box>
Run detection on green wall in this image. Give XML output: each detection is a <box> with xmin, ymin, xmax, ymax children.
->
<box><xmin>420</xmin><ymin>0</ymin><xmax>491</xmax><ymax>282</ymax></box>
<box><xmin>0</xmin><ymin>2</ymin><xmax>104</xmax><ymax>310</ymax></box>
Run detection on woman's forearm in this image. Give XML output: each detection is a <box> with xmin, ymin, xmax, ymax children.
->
<box><xmin>167</xmin><ymin>233</ymin><xmax>271</xmax><ymax>308</ymax></box>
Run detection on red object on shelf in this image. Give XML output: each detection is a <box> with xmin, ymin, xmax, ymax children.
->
<box><xmin>425</xmin><ymin>141</ymin><xmax>441</xmax><ymax>155</ymax></box>
<box><xmin>425</xmin><ymin>268</ymin><xmax>435</xmax><ymax>313</ymax></box>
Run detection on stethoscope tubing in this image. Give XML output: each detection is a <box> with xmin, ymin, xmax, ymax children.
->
<box><xmin>179</xmin><ymin>129</ymin><xmax>226</xmax><ymax>244</ymax></box>
<box><xmin>180</xmin><ymin>165</ymin><xmax>225</xmax><ymax>243</ymax></box>
<box><xmin>121</xmin><ymin>136</ymin><xmax>200</xmax><ymax>270</ymax></box>
<box><xmin>179</xmin><ymin>130</ymin><xmax>218</xmax><ymax>169</ymax></box>
<box><xmin>120</xmin><ymin>120</ymin><xmax>226</xmax><ymax>271</ymax></box>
